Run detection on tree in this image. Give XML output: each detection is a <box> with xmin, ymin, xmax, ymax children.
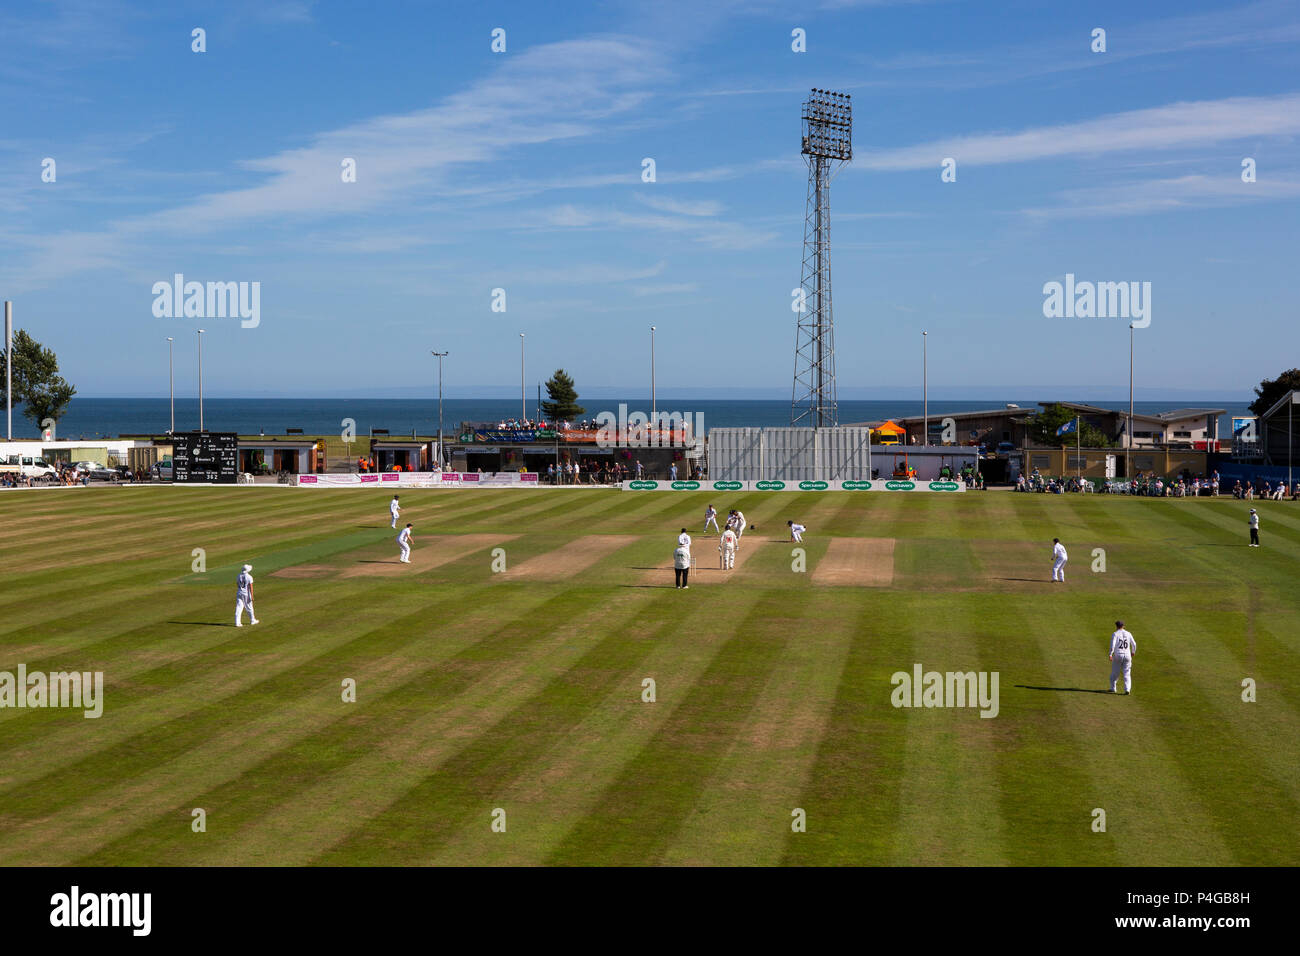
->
<box><xmin>0</xmin><ymin>329</ymin><xmax>77</xmax><ymax>427</ymax></box>
<box><xmin>1249</xmin><ymin>368</ymin><xmax>1300</xmax><ymax>417</ymax></box>
<box><xmin>1028</xmin><ymin>403</ymin><xmax>1112</xmax><ymax>447</ymax></box>
<box><xmin>540</xmin><ymin>369</ymin><xmax>585</xmax><ymax>421</ymax></box>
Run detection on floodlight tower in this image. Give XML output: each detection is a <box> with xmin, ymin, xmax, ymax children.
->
<box><xmin>791</xmin><ymin>88</ymin><xmax>852</xmax><ymax>428</ymax></box>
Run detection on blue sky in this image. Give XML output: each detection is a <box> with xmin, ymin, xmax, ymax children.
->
<box><xmin>1</xmin><ymin>0</ymin><xmax>1297</xmax><ymax>399</ymax></box>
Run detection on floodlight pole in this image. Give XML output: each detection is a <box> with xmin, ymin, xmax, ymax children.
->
<box><xmin>519</xmin><ymin>333</ymin><xmax>525</xmax><ymax>422</ymax></box>
<box><xmin>792</xmin><ymin>89</ymin><xmax>851</xmax><ymax>430</ymax></box>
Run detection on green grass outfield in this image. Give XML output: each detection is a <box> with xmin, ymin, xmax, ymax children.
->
<box><xmin>1</xmin><ymin>485</ymin><xmax>1297</xmax><ymax>866</ymax></box>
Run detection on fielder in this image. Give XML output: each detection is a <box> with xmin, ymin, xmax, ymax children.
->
<box><xmin>1249</xmin><ymin>508</ymin><xmax>1260</xmax><ymax>547</ymax></box>
<box><xmin>1108</xmin><ymin>620</ymin><xmax>1136</xmax><ymax>694</ymax></box>
<box><xmin>235</xmin><ymin>563</ymin><xmax>260</xmax><ymax>627</ymax></box>
<box><xmin>719</xmin><ymin>527</ymin><xmax>738</xmax><ymax>570</ymax></box>
<box><xmin>788</xmin><ymin>520</ymin><xmax>805</xmax><ymax>543</ymax></box>
<box><xmin>704</xmin><ymin>505</ymin><xmax>719</xmax><ymax>534</ymax></box>
<box><xmin>397</xmin><ymin>523</ymin><xmax>413</xmax><ymax>563</ymax></box>
<box><xmin>1051</xmin><ymin>538</ymin><xmax>1068</xmax><ymax>582</ymax></box>
<box><xmin>389</xmin><ymin>495</ymin><xmax>401</xmax><ymax>529</ymax></box>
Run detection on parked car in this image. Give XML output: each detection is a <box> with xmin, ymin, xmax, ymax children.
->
<box><xmin>113</xmin><ymin>465</ymin><xmax>136</xmax><ymax>481</ymax></box>
<box><xmin>150</xmin><ymin>460</ymin><xmax>173</xmax><ymax>481</ymax></box>
<box><xmin>74</xmin><ymin>461</ymin><xmax>118</xmax><ymax>482</ymax></box>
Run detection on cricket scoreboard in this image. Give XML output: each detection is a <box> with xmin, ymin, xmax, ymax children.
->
<box><xmin>172</xmin><ymin>431</ymin><xmax>239</xmax><ymax>483</ymax></box>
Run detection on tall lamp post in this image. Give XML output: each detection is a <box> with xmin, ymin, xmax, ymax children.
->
<box><xmin>5</xmin><ymin>300</ymin><xmax>12</xmax><ymax>441</ymax></box>
<box><xmin>197</xmin><ymin>329</ymin><xmax>206</xmax><ymax>432</ymax></box>
<box><xmin>922</xmin><ymin>330</ymin><xmax>928</xmax><ymax>446</ymax></box>
<box><xmin>651</xmin><ymin>325</ymin><xmax>657</xmax><ymax>426</ymax></box>
<box><xmin>1279</xmin><ymin>390</ymin><xmax>1289</xmax><ymax>494</ymax></box>
<box><xmin>1127</xmin><ymin>323</ymin><xmax>1134</xmax><ymax>480</ymax></box>
<box><xmin>167</xmin><ymin>337</ymin><xmax>175</xmax><ymax>434</ymax></box>
<box><xmin>431</xmin><ymin>350</ymin><xmax>447</xmax><ymax>468</ymax></box>
<box><xmin>519</xmin><ymin>333</ymin><xmax>526</xmax><ymax>422</ymax></box>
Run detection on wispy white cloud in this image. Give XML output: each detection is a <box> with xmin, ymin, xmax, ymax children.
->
<box><xmin>1021</xmin><ymin>173</ymin><xmax>1300</xmax><ymax>219</ymax></box>
<box><xmin>523</xmin><ymin>204</ymin><xmax>778</xmax><ymax>250</ymax></box>
<box><xmin>507</xmin><ymin>260</ymin><xmax>669</xmax><ymax>286</ymax></box>
<box><xmin>632</xmin><ymin>282</ymin><xmax>699</xmax><ymax>296</ymax></box>
<box><xmin>635</xmin><ymin>194</ymin><xmax>725</xmax><ymax>217</ymax></box>
<box><xmin>696</xmin><ymin>0</ymin><xmax>1300</xmax><ymax>96</ymax></box>
<box><xmin>7</xmin><ymin>36</ymin><xmax>669</xmax><ymax>288</ymax></box>
<box><xmin>856</xmin><ymin>93</ymin><xmax>1300</xmax><ymax>171</ymax></box>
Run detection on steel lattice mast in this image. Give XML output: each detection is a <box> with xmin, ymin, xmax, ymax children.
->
<box><xmin>791</xmin><ymin>89</ymin><xmax>852</xmax><ymax>428</ymax></box>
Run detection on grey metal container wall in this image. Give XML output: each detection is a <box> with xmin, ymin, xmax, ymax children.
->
<box><xmin>707</xmin><ymin>428</ymin><xmax>764</xmax><ymax>480</ymax></box>
<box><xmin>707</xmin><ymin>427</ymin><xmax>873</xmax><ymax>480</ymax></box>
<box><xmin>764</xmin><ymin>428</ymin><xmax>817</xmax><ymax>481</ymax></box>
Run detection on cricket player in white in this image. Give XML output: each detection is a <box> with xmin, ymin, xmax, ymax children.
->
<box><xmin>1249</xmin><ymin>508</ymin><xmax>1260</xmax><ymax>547</ymax></box>
<box><xmin>1108</xmin><ymin>620</ymin><xmax>1136</xmax><ymax>694</ymax></box>
<box><xmin>704</xmin><ymin>505</ymin><xmax>719</xmax><ymax>534</ymax></box>
<box><xmin>1051</xmin><ymin>538</ymin><xmax>1068</xmax><ymax>582</ymax></box>
<box><xmin>719</xmin><ymin>528</ymin><xmax>738</xmax><ymax>569</ymax></box>
<box><xmin>235</xmin><ymin>564</ymin><xmax>260</xmax><ymax>627</ymax></box>
<box><xmin>389</xmin><ymin>495</ymin><xmax>401</xmax><ymax>529</ymax></box>
<box><xmin>733</xmin><ymin>510</ymin><xmax>747</xmax><ymax>543</ymax></box>
<box><xmin>674</xmin><ymin>543</ymin><xmax>692</xmax><ymax>589</ymax></box>
<box><xmin>397</xmin><ymin>523</ymin><xmax>413</xmax><ymax>563</ymax></box>
<box><xmin>678</xmin><ymin>528</ymin><xmax>692</xmax><ymax>548</ymax></box>
<box><xmin>788</xmin><ymin>520</ymin><xmax>805</xmax><ymax>543</ymax></box>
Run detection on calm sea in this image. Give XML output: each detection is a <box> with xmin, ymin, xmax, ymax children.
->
<box><xmin>11</xmin><ymin>397</ymin><xmax>1254</xmax><ymax>441</ymax></box>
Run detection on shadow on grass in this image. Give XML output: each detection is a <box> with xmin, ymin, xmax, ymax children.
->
<box><xmin>1015</xmin><ymin>684</ymin><xmax>1113</xmax><ymax>695</ymax></box>
<box><xmin>166</xmin><ymin>621</ymin><xmax>233</xmax><ymax>627</ymax></box>
<box><xmin>999</xmin><ymin>577</ymin><xmax>1051</xmax><ymax>583</ymax></box>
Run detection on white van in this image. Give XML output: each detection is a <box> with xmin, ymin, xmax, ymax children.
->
<box><xmin>0</xmin><ymin>456</ymin><xmax>59</xmax><ymax>481</ymax></box>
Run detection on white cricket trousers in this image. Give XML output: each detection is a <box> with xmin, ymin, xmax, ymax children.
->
<box><xmin>391</xmin><ymin>513</ymin><xmax>399</xmax><ymax>528</ymax></box>
<box><xmin>399</xmin><ymin>544</ymin><xmax>411</xmax><ymax>563</ymax></box>
<box><xmin>235</xmin><ymin>596</ymin><xmax>256</xmax><ymax>625</ymax></box>
<box><xmin>1052</xmin><ymin>558</ymin><xmax>1067</xmax><ymax>581</ymax></box>
<box><xmin>791</xmin><ymin>530</ymin><xmax>803</xmax><ymax>542</ymax></box>
<box><xmin>1110</xmin><ymin>655</ymin><xmax>1132</xmax><ymax>693</ymax></box>
<box><xmin>705</xmin><ymin>516</ymin><xmax>719</xmax><ymax>532</ymax></box>
<box><xmin>721</xmin><ymin>546</ymin><xmax>736</xmax><ymax>569</ymax></box>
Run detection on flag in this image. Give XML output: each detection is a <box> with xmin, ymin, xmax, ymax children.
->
<box><xmin>1057</xmin><ymin>418</ymin><xmax>1078</xmax><ymax>437</ymax></box>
